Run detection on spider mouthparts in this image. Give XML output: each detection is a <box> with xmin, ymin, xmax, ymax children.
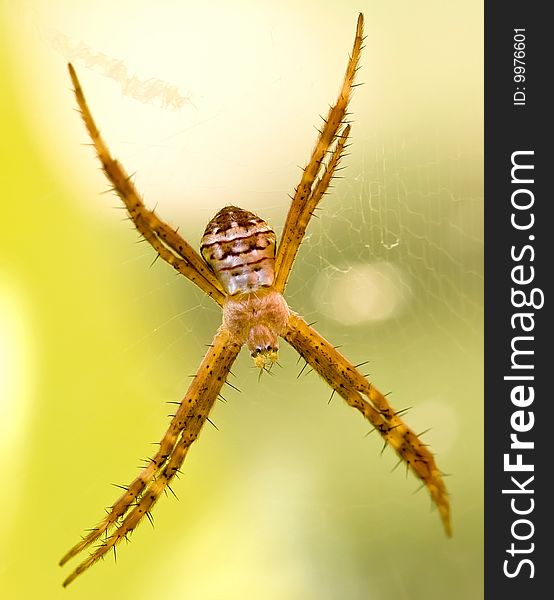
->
<box><xmin>252</xmin><ymin>349</ymin><xmax>278</xmax><ymax>369</ymax></box>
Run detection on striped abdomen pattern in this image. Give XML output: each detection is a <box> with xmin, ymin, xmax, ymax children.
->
<box><xmin>201</xmin><ymin>206</ymin><xmax>276</xmax><ymax>295</ymax></box>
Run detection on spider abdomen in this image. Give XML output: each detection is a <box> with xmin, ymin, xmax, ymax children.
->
<box><xmin>201</xmin><ymin>206</ymin><xmax>276</xmax><ymax>295</ymax></box>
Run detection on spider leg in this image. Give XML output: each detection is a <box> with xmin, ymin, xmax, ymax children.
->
<box><xmin>60</xmin><ymin>326</ymin><xmax>241</xmax><ymax>586</ymax></box>
<box><xmin>274</xmin><ymin>13</ymin><xmax>364</xmax><ymax>292</ymax></box>
<box><xmin>67</xmin><ymin>64</ymin><xmax>225</xmax><ymax>306</ymax></box>
<box><xmin>282</xmin><ymin>313</ymin><xmax>452</xmax><ymax>537</ymax></box>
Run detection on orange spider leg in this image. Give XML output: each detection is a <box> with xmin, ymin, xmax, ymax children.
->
<box><xmin>68</xmin><ymin>64</ymin><xmax>225</xmax><ymax>306</ymax></box>
<box><xmin>283</xmin><ymin>313</ymin><xmax>451</xmax><ymax>537</ymax></box>
<box><xmin>60</xmin><ymin>326</ymin><xmax>241</xmax><ymax>586</ymax></box>
<box><xmin>274</xmin><ymin>13</ymin><xmax>364</xmax><ymax>292</ymax></box>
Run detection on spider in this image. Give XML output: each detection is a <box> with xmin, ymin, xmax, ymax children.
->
<box><xmin>60</xmin><ymin>13</ymin><xmax>451</xmax><ymax>587</ymax></box>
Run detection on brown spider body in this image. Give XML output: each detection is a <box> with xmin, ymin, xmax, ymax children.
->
<box><xmin>202</xmin><ymin>206</ymin><xmax>289</xmax><ymax>366</ymax></box>
<box><xmin>201</xmin><ymin>206</ymin><xmax>277</xmax><ymax>296</ymax></box>
<box><xmin>61</xmin><ymin>15</ymin><xmax>451</xmax><ymax>587</ymax></box>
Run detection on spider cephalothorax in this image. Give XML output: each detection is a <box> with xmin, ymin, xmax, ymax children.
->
<box><xmin>223</xmin><ymin>287</ymin><xmax>290</xmax><ymax>368</ymax></box>
<box><xmin>61</xmin><ymin>14</ymin><xmax>451</xmax><ymax>588</ymax></box>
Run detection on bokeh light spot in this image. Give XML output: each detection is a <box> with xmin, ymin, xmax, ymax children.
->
<box><xmin>313</xmin><ymin>261</ymin><xmax>412</xmax><ymax>325</ymax></box>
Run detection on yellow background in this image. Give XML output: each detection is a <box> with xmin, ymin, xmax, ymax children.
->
<box><xmin>1</xmin><ymin>1</ymin><xmax>482</xmax><ymax>598</ymax></box>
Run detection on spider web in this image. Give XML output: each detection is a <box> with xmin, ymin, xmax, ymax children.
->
<box><xmin>284</xmin><ymin>140</ymin><xmax>483</xmax><ymax>367</ymax></box>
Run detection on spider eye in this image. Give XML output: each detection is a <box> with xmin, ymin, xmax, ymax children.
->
<box><xmin>266</xmin><ymin>345</ymin><xmax>272</xmax><ymax>351</ymax></box>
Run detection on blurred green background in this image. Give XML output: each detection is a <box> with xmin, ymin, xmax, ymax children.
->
<box><xmin>1</xmin><ymin>1</ymin><xmax>482</xmax><ymax>598</ymax></box>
